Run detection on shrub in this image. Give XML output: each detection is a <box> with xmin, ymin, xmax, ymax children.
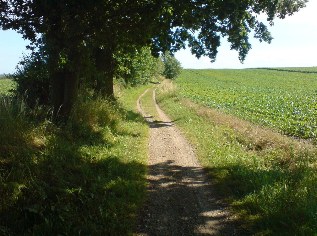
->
<box><xmin>162</xmin><ymin>51</ymin><xmax>182</xmax><ymax>80</ymax></box>
<box><xmin>13</xmin><ymin>51</ymin><xmax>50</xmax><ymax>108</ymax></box>
<box><xmin>115</xmin><ymin>47</ymin><xmax>164</xmax><ymax>86</ymax></box>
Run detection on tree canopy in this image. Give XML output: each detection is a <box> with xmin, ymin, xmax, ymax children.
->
<box><xmin>0</xmin><ymin>0</ymin><xmax>308</xmax><ymax>120</ymax></box>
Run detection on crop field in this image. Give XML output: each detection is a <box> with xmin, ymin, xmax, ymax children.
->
<box><xmin>258</xmin><ymin>67</ymin><xmax>317</xmax><ymax>73</ymax></box>
<box><xmin>177</xmin><ymin>68</ymin><xmax>317</xmax><ymax>139</ymax></box>
<box><xmin>0</xmin><ymin>77</ymin><xmax>15</xmax><ymax>96</ymax></box>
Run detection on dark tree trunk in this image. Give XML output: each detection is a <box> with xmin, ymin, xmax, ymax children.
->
<box><xmin>94</xmin><ymin>47</ymin><xmax>115</xmax><ymax>99</ymax></box>
<box><xmin>51</xmin><ymin>68</ymin><xmax>79</xmax><ymax>122</ymax></box>
<box><xmin>62</xmin><ymin>70</ymin><xmax>79</xmax><ymax>118</ymax></box>
<box><xmin>51</xmin><ymin>70</ymin><xmax>66</xmax><ymax>120</ymax></box>
<box><xmin>96</xmin><ymin>70</ymin><xmax>114</xmax><ymax>99</ymax></box>
<box><xmin>46</xmin><ymin>12</ymin><xmax>81</xmax><ymax>123</ymax></box>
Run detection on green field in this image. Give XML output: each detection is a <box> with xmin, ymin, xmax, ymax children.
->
<box><xmin>257</xmin><ymin>67</ymin><xmax>317</xmax><ymax>73</ymax></box>
<box><xmin>0</xmin><ymin>77</ymin><xmax>16</xmax><ymax>96</ymax></box>
<box><xmin>157</xmin><ymin>75</ymin><xmax>317</xmax><ymax>235</ymax></box>
<box><xmin>177</xmin><ymin>68</ymin><xmax>317</xmax><ymax>139</ymax></box>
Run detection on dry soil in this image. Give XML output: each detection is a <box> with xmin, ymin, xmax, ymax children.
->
<box><xmin>135</xmin><ymin>88</ymin><xmax>236</xmax><ymax>236</ymax></box>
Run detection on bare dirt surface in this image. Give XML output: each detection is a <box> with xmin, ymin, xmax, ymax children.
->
<box><xmin>135</xmin><ymin>88</ymin><xmax>237</xmax><ymax>236</ymax></box>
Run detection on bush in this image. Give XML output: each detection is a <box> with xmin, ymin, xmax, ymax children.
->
<box><xmin>115</xmin><ymin>47</ymin><xmax>164</xmax><ymax>86</ymax></box>
<box><xmin>162</xmin><ymin>51</ymin><xmax>182</xmax><ymax>80</ymax></box>
<box><xmin>13</xmin><ymin>51</ymin><xmax>50</xmax><ymax>108</ymax></box>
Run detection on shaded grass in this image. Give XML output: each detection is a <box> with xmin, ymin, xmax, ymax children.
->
<box><xmin>156</xmin><ymin>80</ymin><xmax>317</xmax><ymax>235</ymax></box>
<box><xmin>0</xmin><ymin>87</ymin><xmax>148</xmax><ymax>234</ymax></box>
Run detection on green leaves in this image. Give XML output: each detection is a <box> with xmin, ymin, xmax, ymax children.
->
<box><xmin>1</xmin><ymin>0</ymin><xmax>308</xmax><ymax>64</ymax></box>
<box><xmin>0</xmin><ymin>0</ymin><xmax>308</xmax><ymax>118</ymax></box>
<box><xmin>162</xmin><ymin>51</ymin><xmax>182</xmax><ymax>80</ymax></box>
<box><xmin>115</xmin><ymin>47</ymin><xmax>164</xmax><ymax>86</ymax></box>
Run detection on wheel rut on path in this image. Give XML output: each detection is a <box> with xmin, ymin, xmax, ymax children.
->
<box><xmin>135</xmin><ymin>88</ymin><xmax>236</xmax><ymax>236</ymax></box>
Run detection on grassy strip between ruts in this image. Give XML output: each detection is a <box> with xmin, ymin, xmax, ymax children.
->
<box><xmin>156</xmin><ymin>80</ymin><xmax>317</xmax><ymax>235</ymax></box>
<box><xmin>138</xmin><ymin>87</ymin><xmax>160</xmax><ymax>121</ymax></box>
<box><xmin>0</xmin><ymin>85</ymin><xmax>149</xmax><ymax>235</ymax></box>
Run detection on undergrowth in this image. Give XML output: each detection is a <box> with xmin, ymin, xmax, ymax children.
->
<box><xmin>156</xmin><ymin>80</ymin><xmax>317</xmax><ymax>235</ymax></box>
<box><xmin>0</xmin><ymin>87</ymin><xmax>148</xmax><ymax>235</ymax></box>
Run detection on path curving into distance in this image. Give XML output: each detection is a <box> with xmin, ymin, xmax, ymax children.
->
<box><xmin>135</xmin><ymin>87</ymin><xmax>237</xmax><ymax>235</ymax></box>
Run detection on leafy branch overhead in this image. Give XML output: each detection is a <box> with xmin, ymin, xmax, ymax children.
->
<box><xmin>0</xmin><ymin>0</ymin><xmax>308</xmax><ymax>120</ymax></box>
<box><xmin>1</xmin><ymin>0</ymin><xmax>307</xmax><ymax>61</ymax></box>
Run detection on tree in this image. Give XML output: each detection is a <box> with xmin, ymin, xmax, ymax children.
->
<box><xmin>116</xmin><ymin>47</ymin><xmax>164</xmax><ymax>86</ymax></box>
<box><xmin>0</xmin><ymin>0</ymin><xmax>308</xmax><ymax>121</ymax></box>
<box><xmin>162</xmin><ymin>52</ymin><xmax>182</xmax><ymax>80</ymax></box>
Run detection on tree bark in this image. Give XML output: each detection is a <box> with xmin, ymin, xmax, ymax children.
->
<box><xmin>94</xmin><ymin>48</ymin><xmax>115</xmax><ymax>99</ymax></box>
<box><xmin>63</xmin><ymin>69</ymin><xmax>79</xmax><ymax>119</ymax></box>
<box><xmin>51</xmin><ymin>68</ymin><xmax>79</xmax><ymax>122</ymax></box>
<box><xmin>51</xmin><ymin>69</ymin><xmax>66</xmax><ymax>121</ymax></box>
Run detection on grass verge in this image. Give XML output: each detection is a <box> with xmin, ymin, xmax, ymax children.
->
<box><xmin>156</xmin><ymin>80</ymin><xmax>317</xmax><ymax>235</ymax></box>
<box><xmin>0</xmin><ymin>86</ymin><xmax>149</xmax><ymax>235</ymax></box>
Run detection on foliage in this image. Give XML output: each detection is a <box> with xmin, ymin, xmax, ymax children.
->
<box><xmin>13</xmin><ymin>51</ymin><xmax>50</xmax><ymax>108</ymax></box>
<box><xmin>0</xmin><ymin>78</ymin><xmax>15</xmax><ymax>96</ymax></box>
<box><xmin>156</xmin><ymin>81</ymin><xmax>317</xmax><ymax>235</ymax></box>
<box><xmin>176</xmin><ymin>69</ymin><xmax>317</xmax><ymax>140</ymax></box>
<box><xmin>1</xmin><ymin>0</ymin><xmax>307</xmax><ymax>61</ymax></box>
<box><xmin>116</xmin><ymin>47</ymin><xmax>164</xmax><ymax>86</ymax></box>
<box><xmin>0</xmin><ymin>0</ymin><xmax>308</xmax><ymax>120</ymax></box>
<box><xmin>0</xmin><ymin>88</ymin><xmax>148</xmax><ymax>235</ymax></box>
<box><xmin>162</xmin><ymin>51</ymin><xmax>182</xmax><ymax>80</ymax></box>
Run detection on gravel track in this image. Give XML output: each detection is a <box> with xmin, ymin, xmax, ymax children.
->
<box><xmin>135</xmin><ymin>88</ymin><xmax>236</xmax><ymax>236</ymax></box>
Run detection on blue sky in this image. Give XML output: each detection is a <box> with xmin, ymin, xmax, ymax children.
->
<box><xmin>0</xmin><ymin>30</ymin><xmax>30</xmax><ymax>74</ymax></box>
<box><xmin>175</xmin><ymin>0</ymin><xmax>317</xmax><ymax>69</ymax></box>
<box><xmin>0</xmin><ymin>1</ymin><xmax>316</xmax><ymax>74</ymax></box>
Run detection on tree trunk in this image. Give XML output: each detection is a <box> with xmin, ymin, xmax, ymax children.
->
<box><xmin>51</xmin><ymin>68</ymin><xmax>79</xmax><ymax>122</ymax></box>
<box><xmin>96</xmin><ymin>70</ymin><xmax>114</xmax><ymax>99</ymax></box>
<box><xmin>51</xmin><ymin>70</ymin><xmax>66</xmax><ymax>121</ymax></box>
<box><xmin>95</xmin><ymin>48</ymin><xmax>115</xmax><ymax>99</ymax></box>
<box><xmin>46</xmin><ymin>13</ymin><xmax>81</xmax><ymax>123</ymax></box>
<box><xmin>63</xmin><ymin>70</ymin><xmax>79</xmax><ymax>118</ymax></box>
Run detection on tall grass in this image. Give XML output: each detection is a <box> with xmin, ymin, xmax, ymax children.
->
<box><xmin>156</xmin><ymin>81</ymin><xmax>317</xmax><ymax>235</ymax></box>
<box><xmin>0</xmin><ymin>88</ymin><xmax>148</xmax><ymax>234</ymax></box>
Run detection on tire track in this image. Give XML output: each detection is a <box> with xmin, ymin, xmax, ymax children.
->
<box><xmin>135</xmin><ymin>88</ymin><xmax>236</xmax><ymax>235</ymax></box>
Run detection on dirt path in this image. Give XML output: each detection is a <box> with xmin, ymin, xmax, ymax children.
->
<box><xmin>135</xmin><ymin>88</ymin><xmax>236</xmax><ymax>235</ymax></box>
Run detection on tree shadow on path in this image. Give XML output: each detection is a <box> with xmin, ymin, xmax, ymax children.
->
<box><xmin>136</xmin><ymin>159</ymin><xmax>239</xmax><ymax>236</ymax></box>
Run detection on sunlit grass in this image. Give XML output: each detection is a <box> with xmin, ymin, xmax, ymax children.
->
<box><xmin>139</xmin><ymin>87</ymin><xmax>160</xmax><ymax>121</ymax></box>
<box><xmin>156</xmin><ymin>80</ymin><xmax>317</xmax><ymax>235</ymax></box>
